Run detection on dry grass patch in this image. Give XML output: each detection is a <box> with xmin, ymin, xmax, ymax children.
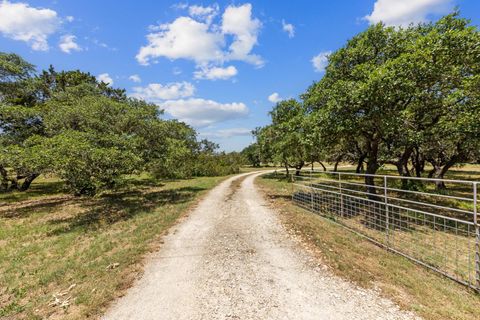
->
<box><xmin>0</xmin><ymin>174</ymin><xmax>227</xmax><ymax>319</ymax></box>
<box><xmin>256</xmin><ymin>173</ymin><xmax>480</xmax><ymax>320</ymax></box>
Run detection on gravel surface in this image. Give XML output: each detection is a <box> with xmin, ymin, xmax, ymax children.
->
<box><xmin>103</xmin><ymin>171</ymin><xmax>419</xmax><ymax>320</ymax></box>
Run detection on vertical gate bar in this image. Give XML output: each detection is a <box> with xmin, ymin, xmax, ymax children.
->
<box><xmin>310</xmin><ymin>169</ymin><xmax>314</xmax><ymax>211</ymax></box>
<box><xmin>339</xmin><ymin>173</ymin><xmax>344</xmax><ymax>217</ymax></box>
<box><xmin>290</xmin><ymin>171</ymin><xmax>294</xmax><ymax>202</ymax></box>
<box><xmin>468</xmin><ymin>223</ymin><xmax>472</xmax><ymax>288</ymax></box>
<box><xmin>474</xmin><ymin>182</ymin><xmax>479</xmax><ymax>290</ymax></box>
<box><xmin>384</xmin><ymin>176</ymin><xmax>389</xmax><ymax>247</ymax></box>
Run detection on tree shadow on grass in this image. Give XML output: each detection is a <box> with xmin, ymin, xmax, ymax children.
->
<box><xmin>0</xmin><ymin>196</ymin><xmax>73</xmax><ymax>219</ymax></box>
<box><xmin>46</xmin><ymin>186</ymin><xmax>206</xmax><ymax>236</ymax></box>
<box><xmin>0</xmin><ymin>180</ymin><xmax>65</xmax><ymax>204</ymax></box>
<box><xmin>0</xmin><ymin>178</ymin><xmax>166</xmax><ymax>219</ymax></box>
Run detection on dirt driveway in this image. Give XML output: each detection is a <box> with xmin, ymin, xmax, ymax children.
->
<box><xmin>103</xmin><ymin>171</ymin><xmax>418</xmax><ymax>320</ymax></box>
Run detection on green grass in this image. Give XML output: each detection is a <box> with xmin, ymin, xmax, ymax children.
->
<box><xmin>0</xmin><ymin>173</ymin><xmax>227</xmax><ymax>319</ymax></box>
<box><xmin>256</xmin><ymin>172</ymin><xmax>480</xmax><ymax>320</ymax></box>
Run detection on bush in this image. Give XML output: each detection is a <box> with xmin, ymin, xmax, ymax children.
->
<box><xmin>192</xmin><ymin>152</ymin><xmax>242</xmax><ymax>177</ymax></box>
<box><xmin>42</xmin><ymin>131</ymin><xmax>141</xmax><ymax>195</ymax></box>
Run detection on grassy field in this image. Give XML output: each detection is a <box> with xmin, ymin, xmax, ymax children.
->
<box><xmin>0</xmin><ymin>173</ymin><xmax>228</xmax><ymax>319</ymax></box>
<box><xmin>256</xmin><ymin>168</ymin><xmax>480</xmax><ymax>320</ymax></box>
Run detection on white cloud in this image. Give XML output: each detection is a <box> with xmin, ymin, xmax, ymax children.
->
<box><xmin>312</xmin><ymin>51</ymin><xmax>331</xmax><ymax>73</ymax></box>
<box><xmin>282</xmin><ymin>20</ymin><xmax>295</xmax><ymax>38</ymax></box>
<box><xmin>65</xmin><ymin>15</ymin><xmax>74</xmax><ymax>22</ymax></box>
<box><xmin>159</xmin><ymin>98</ymin><xmax>249</xmax><ymax>127</ymax></box>
<box><xmin>136</xmin><ymin>3</ymin><xmax>263</xmax><ymax>75</ymax></box>
<box><xmin>136</xmin><ymin>16</ymin><xmax>224</xmax><ymax>65</ymax></box>
<box><xmin>200</xmin><ymin>128</ymin><xmax>252</xmax><ymax>138</ymax></box>
<box><xmin>188</xmin><ymin>4</ymin><xmax>218</xmax><ymax>25</ymax></box>
<box><xmin>0</xmin><ymin>0</ymin><xmax>60</xmax><ymax>51</ymax></box>
<box><xmin>59</xmin><ymin>34</ymin><xmax>81</xmax><ymax>53</ymax></box>
<box><xmin>131</xmin><ymin>82</ymin><xmax>195</xmax><ymax>102</ymax></box>
<box><xmin>172</xmin><ymin>3</ymin><xmax>188</xmax><ymax>10</ymax></box>
<box><xmin>268</xmin><ymin>92</ymin><xmax>283</xmax><ymax>103</ymax></box>
<box><xmin>129</xmin><ymin>74</ymin><xmax>141</xmax><ymax>83</ymax></box>
<box><xmin>97</xmin><ymin>73</ymin><xmax>114</xmax><ymax>85</ymax></box>
<box><xmin>194</xmin><ymin>65</ymin><xmax>237</xmax><ymax>80</ymax></box>
<box><xmin>221</xmin><ymin>3</ymin><xmax>263</xmax><ymax>67</ymax></box>
<box><xmin>365</xmin><ymin>0</ymin><xmax>453</xmax><ymax>27</ymax></box>
<box><xmin>130</xmin><ymin>81</ymin><xmax>247</xmax><ymax>127</ymax></box>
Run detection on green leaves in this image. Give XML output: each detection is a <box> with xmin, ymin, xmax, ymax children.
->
<box><xmin>254</xmin><ymin>11</ymin><xmax>480</xmax><ymax>182</ymax></box>
<box><xmin>37</xmin><ymin>131</ymin><xmax>141</xmax><ymax>195</ymax></box>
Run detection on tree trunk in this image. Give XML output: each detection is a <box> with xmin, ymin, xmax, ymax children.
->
<box><xmin>295</xmin><ymin>161</ymin><xmax>304</xmax><ymax>176</ymax></box>
<box><xmin>356</xmin><ymin>154</ymin><xmax>367</xmax><ymax>173</ymax></box>
<box><xmin>412</xmin><ymin>148</ymin><xmax>425</xmax><ymax>178</ymax></box>
<box><xmin>433</xmin><ymin>161</ymin><xmax>456</xmax><ymax>190</ymax></box>
<box><xmin>389</xmin><ymin>147</ymin><xmax>413</xmax><ymax>189</ymax></box>
<box><xmin>9</xmin><ymin>177</ymin><xmax>18</xmax><ymax>191</ymax></box>
<box><xmin>433</xmin><ymin>167</ymin><xmax>446</xmax><ymax>190</ymax></box>
<box><xmin>0</xmin><ymin>166</ymin><xmax>8</xmax><ymax>191</ymax></box>
<box><xmin>318</xmin><ymin>161</ymin><xmax>326</xmax><ymax>171</ymax></box>
<box><xmin>365</xmin><ymin>161</ymin><xmax>380</xmax><ymax>200</ymax></box>
<box><xmin>428</xmin><ymin>155</ymin><xmax>459</xmax><ymax>191</ymax></box>
<box><xmin>333</xmin><ymin>160</ymin><xmax>340</xmax><ymax>172</ymax></box>
<box><xmin>20</xmin><ymin>173</ymin><xmax>39</xmax><ymax>191</ymax></box>
<box><xmin>364</xmin><ymin>139</ymin><xmax>380</xmax><ymax>200</ymax></box>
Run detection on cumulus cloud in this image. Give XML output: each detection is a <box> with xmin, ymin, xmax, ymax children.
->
<box><xmin>188</xmin><ymin>4</ymin><xmax>219</xmax><ymax>24</ymax></box>
<box><xmin>136</xmin><ymin>16</ymin><xmax>224</xmax><ymax>65</ymax></box>
<box><xmin>0</xmin><ymin>0</ymin><xmax>60</xmax><ymax>51</ymax></box>
<box><xmin>159</xmin><ymin>98</ymin><xmax>249</xmax><ymax>127</ymax></box>
<box><xmin>97</xmin><ymin>73</ymin><xmax>114</xmax><ymax>85</ymax></box>
<box><xmin>312</xmin><ymin>51</ymin><xmax>331</xmax><ymax>73</ymax></box>
<box><xmin>268</xmin><ymin>92</ymin><xmax>283</xmax><ymax>103</ymax></box>
<box><xmin>194</xmin><ymin>65</ymin><xmax>237</xmax><ymax>80</ymax></box>
<box><xmin>130</xmin><ymin>79</ymin><xmax>249</xmax><ymax>127</ymax></box>
<box><xmin>200</xmin><ymin>128</ymin><xmax>252</xmax><ymax>138</ymax></box>
<box><xmin>282</xmin><ymin>20</ymin><xmax>295</xmax><ymax>38</ymax></box>
<box><xmin>364</xmin><ymin>0</ymin><xmax>453</xmax><ymax>27</ymax></box>
<box><xmin>65</xmin><ymin>15</ymin><xmax>74</xmax><ymax>22</ymax></box>
<box><xmin>129</xmin><ymin>74</ymin><xmax>141</xmax><ymax>83</ymax></box>
<box><xmin>131</xmin><ymin>82</ymin><xmax>195</xmax><ymax>102</ymax></box>
<box><xmin>221</xmin><ymin>3</ymin><xmax>263</xmax><ymax>67</ymax></box>
<box><xmin>59</xmin><ymin>34</ymin><xmax>81</xmax><ymax>53</ymax></box>
<box><xmin>136</xmin><ymin>3</ymin><xmax>263</xmax><ymax>77</ymax></box>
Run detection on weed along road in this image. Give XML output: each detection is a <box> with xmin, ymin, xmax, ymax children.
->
<box><xmin>103</xmin><ymin>172</ymin><xmax>418</xmax><ymax>320</ymax></box>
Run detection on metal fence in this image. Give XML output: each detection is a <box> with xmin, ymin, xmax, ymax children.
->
<box><xmin>289</xmin><ymin>169</ymin><xmax>479</xmax><ymax>291</ymax></box>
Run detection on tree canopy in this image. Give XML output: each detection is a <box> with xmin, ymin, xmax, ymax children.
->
<box><xmin>0</xmin><ymin>53</ymin><xmax>242</xmax><ymax>195</ymax></box>
<box><xmin>248</xmin><ymin>12</ymin><xmax>480</xmax><ymax>191</ymax></box>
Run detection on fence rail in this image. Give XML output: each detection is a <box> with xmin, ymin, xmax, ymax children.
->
<box><xmin>286</xmin><ymin>169</ymin><xmax>479</xmax><ymax>291</ymax></box>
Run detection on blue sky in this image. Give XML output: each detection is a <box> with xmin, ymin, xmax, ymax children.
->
<box><xmin>1</xmin><ymin>0</ymin><xmax>479</xmax><ymax>151</ymax></box>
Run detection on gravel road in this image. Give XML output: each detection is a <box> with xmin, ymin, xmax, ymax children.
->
<box><xmin>103</xmin><ymin>171</ymin><xmax>418</xmax><ymax>320</ymax></box>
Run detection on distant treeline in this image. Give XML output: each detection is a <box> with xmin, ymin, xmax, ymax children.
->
<box><xmin>0</xmin><ymin>54</ymin><xmax>243</xmax><ymax>195</ymax></box>
<box><xmin>242</xmin><ymin>12</ymin><xmax>480</xmax><ymax>191</ymax></box>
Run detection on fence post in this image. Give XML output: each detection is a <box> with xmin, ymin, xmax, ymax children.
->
<box><xmin>474</xmin><ymin>182</ymin><xmax>479</xmax><ymax>290</ymax></box>
<box><xmin>384</xmin><ymin>176</ymin><xmax>389</xmax><ymax>247</ymax></box>
<box><xmin>339</xmin><ymin>173</ymin><xmax>344</xmax><ymax>217</ymax></box>
<box><xmin>310</xmin><ymin>169</ymin><xmax>314</xmax><ymax>211</ymax></box>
